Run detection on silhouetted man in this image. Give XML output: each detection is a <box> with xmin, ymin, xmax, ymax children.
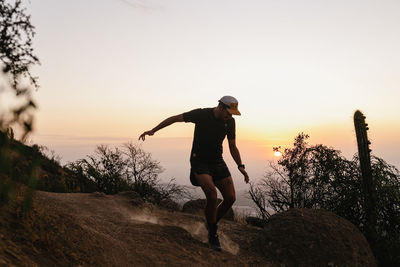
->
<box><xmin>139</xmin><ymin>96</ymin><xmax>249</xmax><ymax>251</ymax></box>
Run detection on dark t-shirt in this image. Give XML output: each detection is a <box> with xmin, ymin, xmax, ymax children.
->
<box><xmin>183</xmin><ymin>108</ymin><xmax>235</xmax><ymax>162</ymax></box>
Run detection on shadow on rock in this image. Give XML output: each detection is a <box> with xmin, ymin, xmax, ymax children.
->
<box><xmin>253</xmin><ymin>208</ymin><xmax>376</xmax><ymax>267</ymax></box>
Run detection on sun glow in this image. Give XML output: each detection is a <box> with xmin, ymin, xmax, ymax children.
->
<box><xmin>273</xmin><ymin>146</ymin><xmax>282</xmax><ymax>157</ymax></box>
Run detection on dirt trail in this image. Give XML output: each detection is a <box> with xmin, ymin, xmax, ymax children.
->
<box><xmin>0</xmin><ymin>191</ymin><xmax>272</xmax><ymax>266</ymax></box>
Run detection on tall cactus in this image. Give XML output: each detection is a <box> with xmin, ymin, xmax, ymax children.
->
<box><xmin>353</xmin><ymin>110</ymin><xmax>376</xmax><ymax>245</ymax></box>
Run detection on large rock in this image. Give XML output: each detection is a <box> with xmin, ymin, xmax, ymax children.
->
<box><xmin>182</xmin><ymin>198</ymin><xmax>235</xmax><ymax>221</ymax></box>
<box><xmin>254</xmin><ymin>208</ymin><xmax>376</xmax><ymax>267</ymax></box>
<box><xmin>245</xmin><ymin>216</ymin><xmax>266</xmax><ymax>228</ymax></box>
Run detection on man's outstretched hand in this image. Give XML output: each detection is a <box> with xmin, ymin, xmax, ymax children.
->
<box><xmin>238</xmin><ymin>167</ymin><xmax>249</xmax><ymax>184</ymax></box>
<box><xmin>139</xmin><ymin>130</ymin><xmax>154</xmax><ymax>141</ymax></box>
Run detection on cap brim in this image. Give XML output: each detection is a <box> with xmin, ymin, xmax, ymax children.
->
<box><xmin>228</xmin><ymin>109</ymin><xmax>241</xmax><ymax>115</ymax></box>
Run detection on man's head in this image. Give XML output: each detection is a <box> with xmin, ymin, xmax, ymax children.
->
<box><xmin>219</xmin><ymin>96</ymin><xmax>241</xmax><ymax>115</ymax></box>
<box><xmin>216</xmin><ymin>95</ymin><xmax>241</xmax><ymax>121</ymax></box>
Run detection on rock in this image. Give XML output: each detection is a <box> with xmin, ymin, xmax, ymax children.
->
<box><xmin>254</xmin><ymin>208</ymin><xmax>376</xmax><ymax>267</ymax></box>
<box><xmin>245</xmin><ymin>216</ymin><xmax>266</xmax><ymax>228</ymax></box>
<box><xmin>182</xmin><ymin>198</ymin><xmax>234</xmax><ymax>221</ymax></box>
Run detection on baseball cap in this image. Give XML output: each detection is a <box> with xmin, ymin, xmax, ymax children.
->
<box><xmin>219</xmin><ymin>95</ymin><xmax>241</xmax><ymax>115</ymax></box>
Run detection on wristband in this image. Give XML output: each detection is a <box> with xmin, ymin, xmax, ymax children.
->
<box><xmin>238</xmin><ymin>164</ymin><xmax>245</xmax><ymax>169</ymax></box>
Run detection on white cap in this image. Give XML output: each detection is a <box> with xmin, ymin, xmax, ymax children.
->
<box><xmin>219</xmin><ymin>96</ymin><xmax>241</xmax><ymax>115</ymax></box>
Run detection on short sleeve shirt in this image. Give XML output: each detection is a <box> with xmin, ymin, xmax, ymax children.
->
<box><xmin>183</xmin><ymin>108</ymin><xmax>235</xmax><ymax>162</ymax></box>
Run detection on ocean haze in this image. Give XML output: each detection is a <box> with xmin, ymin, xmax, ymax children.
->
<box><xmin>30</xmin><ymin>134</ymin><xmax>400</xmax><ymax>192</ymax></box>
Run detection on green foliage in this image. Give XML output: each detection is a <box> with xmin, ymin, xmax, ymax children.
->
<box><xmin>1</xmin><ymin>130</ymin><xmax>18</xmax><ymax>205</ymax></box>
<box><xmin>250</xmin><ymin>133</ymin><xmax>400</xmax><ymax>266</ymax></box>
<box><xmin>0</xmin><ymin>0</ymin><xmax>39</xmax><ymax>135</ymax></box>
<box><xmin>0</xmin><ymin>0</ymin><xmax>39</xmax><ymax>88</ymax></box>
<box><xmin>64</xmin><ymin>161</ymin><xmax>97</xmax><ymax>193</ymax></box>
<box><xmin>83</xmin><ymin>145</ymin><xmax>130</xmax><ymax>194</ymax></box>
<box><xmin>0</xmin><ymin>131</ymin><xmax>73</xmax><ymax>207</ymax></box>
<box><xmin>370</xmin><ymin>157</ymin><xmax>400</xmax><ymax>266</ymax></box>
<box><xmin>1</xmin><ymin>0</ymin><xmax>39</xmax><ymax>211</ymax></box>
<box><xmin>250</xmin><ymin>133</ymin><xmax>359</xmax><ymax>213</ymax></box>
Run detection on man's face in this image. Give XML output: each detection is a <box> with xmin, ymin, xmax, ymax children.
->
<box><xmin>221</xmin><ymin>107</ymin><xmax>233</xmax><ymax>121</ymax></box>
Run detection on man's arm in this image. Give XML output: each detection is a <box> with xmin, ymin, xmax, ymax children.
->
<box><xmin>139</xmin><ymin>114</ymin><xmax>184</xmax><ymax>141</ymax></box>
<box><xmin>228</xmin><ymin>139</ymin><xmax>249</xmax><ymax>183</ymax></box>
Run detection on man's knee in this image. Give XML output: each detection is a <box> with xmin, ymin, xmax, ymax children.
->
<box><xmin>205</xmin><ymin>189</ymin><xmax>218</xmax><ymax>204</ymax></box>
<box><xmin>224</xmin><ymin>194</ymin><xmax>236</xmax><ymax>206</ymax></box>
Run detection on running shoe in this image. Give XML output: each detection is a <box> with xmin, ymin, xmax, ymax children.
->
<box><xmin>208</xmin><ymin>234</ymin><xmax>222</xmax><ymax>251</ymax></box>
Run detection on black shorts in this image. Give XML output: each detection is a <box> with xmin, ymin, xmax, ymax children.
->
<box><xmin>190</xmin><ymin>159</ymin><xmax>231</xmax><ymax>186</ymax></box>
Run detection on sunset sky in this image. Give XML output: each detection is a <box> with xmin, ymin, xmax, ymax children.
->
<box><xmin>24</xmin><ymin>0</ymin><xmax>400</xmax><ymax>189</ymax></box>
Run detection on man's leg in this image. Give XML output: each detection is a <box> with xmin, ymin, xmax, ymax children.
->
<box><xmin>214</xmin><ymin>176</ymin><xmax>236</xmax><ymax>223</ymax></box>
<box><xmin>194</xmin><ymin>172</ymin><xmax>221</xmax><ymax>250</ymax></box>
<box><xmin>194</xmin><ymin>173</ymin><xmax>218</xmax><ymax>224</ymax></box>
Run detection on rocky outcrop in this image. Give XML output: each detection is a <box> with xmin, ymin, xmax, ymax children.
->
<box><xmin>254</xmin><ymin>208</ymin><xmax>376</xmax><ymax>267</ymax></box>
<box><xmin>245</xmin><ymin>216</ymin><xmax>266</xmax><ymax>228</ymax></box>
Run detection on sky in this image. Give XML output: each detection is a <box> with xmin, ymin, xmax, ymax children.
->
<box><xmin>15</xmin><ymin>0</ymin><xmax>400</xmax><ymax>190</ymax></box>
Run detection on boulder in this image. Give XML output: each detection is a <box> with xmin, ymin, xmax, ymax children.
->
<box><xmin>182</xmin><ymin>198</ymin><xmax>234</xmax><ymax>221</ymax></box>
<box><xmin>254</xmin><ymin>208</ymin><xmax>376</xmax><ymax>267</ymax></box>
<box><xmin>245</xmin><ymin>216</ymin><xmax>266</xmax><ymax>228</ymax></box>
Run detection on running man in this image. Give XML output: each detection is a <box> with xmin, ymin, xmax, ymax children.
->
<box><xmin>139</xmin><ymin>96</ymin><xmax>249</xmax><ymax>251</ymax></box>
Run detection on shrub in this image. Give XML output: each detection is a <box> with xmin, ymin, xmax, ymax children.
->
<box><xmin>66</xmin><ymin>143</ymin><xmax>189</xmax><ymax>205</ymax></box>
<box><xmin>250</xmin><ymin>133</ymin><xmax>400</xmax><ymax>266</ymax></box>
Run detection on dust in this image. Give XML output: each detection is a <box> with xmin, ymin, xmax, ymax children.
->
<box><xmin>180</xmin><ymin>221</ymin><xmax>208</xmax><ymax>242</ymax></box>
<box><xmin>128</xmin><ymin>208</ymin><xmax>160</xmax><ymax>225</ymax></box>
<box><xmin>219</xmin><ymin>232</ymin><xmax>240</xmax><ymax>255</ymax></box>
<box><xmin>129</xmin><ymin>213</ymin><xmax>160</xmax><ymax>224</ymax></box>
<box><xmin>126</xmin><ymin>207</ymin><xmax>240</xmax><ymax>255</ymax></box>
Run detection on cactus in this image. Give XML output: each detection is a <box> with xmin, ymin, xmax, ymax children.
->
<box><xmin>353</xmin><ymin>110</ymin><xmax>376</xmax><ymax>245</ymax></box>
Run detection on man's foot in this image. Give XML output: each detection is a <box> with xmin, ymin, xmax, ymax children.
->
<box><xmin>208</xmin><ymin>234</ymin><xmax>222</xmax><ymax>251</ymax></box>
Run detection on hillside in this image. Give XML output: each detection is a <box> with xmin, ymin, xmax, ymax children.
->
<box><xmin>0</xmin><ymin>189</ymin><xmax>377</xmax><ymax>266</ymax></box>
<box><xmin>0</xmin><ymin>132</ymin><xmax>377</xmax><ymax>266</ymax></box>
<box><xmin>0</xmin><ymin>190</ymin><xmax>271</xmax><ymax>266</ymax></box>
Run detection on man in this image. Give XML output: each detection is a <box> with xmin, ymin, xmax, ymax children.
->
<box><xmin>139</xmin><ymin>96</ymin><xmax>249</xmax><ymax>251</ymax></box>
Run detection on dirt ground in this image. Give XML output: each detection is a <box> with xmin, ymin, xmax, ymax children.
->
<box><xmin>0</xmin><ymin>191</ymin><xmax>376</xmax><ymax>266</ymax></box>
<box><xmin>0</xmin><ymin>191</ymin><xmax>273</xmax><ymax>266</ymax></box>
